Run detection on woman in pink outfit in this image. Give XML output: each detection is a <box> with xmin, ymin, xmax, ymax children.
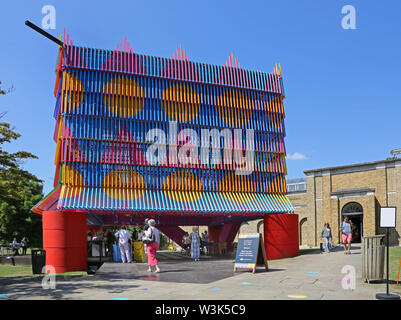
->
<box><xmin>145</xmin><ymin>219</ymin><xmax>160</xmax><ymax>272</ymax></box>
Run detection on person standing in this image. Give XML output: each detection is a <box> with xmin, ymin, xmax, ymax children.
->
<box><xmin>114</xmin><ymin>226</ymin><xmax>132</xmax><ymax>263</ymax></box>
<box><xmin>189</xmin><ymin>227</ymin><xmax>201</xmax><ymax>261</ymax></box>
<box><xmin>181</xmin><ymin>232</ymin><xmax>191</xmax><ymax>255</ymax></box>
<box><xmin>340</xmin><ymin>216</ymin><xmax>352</xmax><ymax>254</ymax></box>
<box><xmin>320</xmin><ymin>223</ymin><xmax>332</xmax><ymax>253</ymax></box>
<box><xmin>11</xmin><ymin>238</ymin><xmax>19</xmax><ymax>256</ymax></box>
<box><xmin>144</xmin><ymin>219</ymin><xmax>160</xmax><ymax>273</ymax></box>
<box><xmin>105</xmin><ymin>230</ymin><xmax>115</xmax><ymax>257</ymax></box>
<box><xmin>143</xmin><ymin>218</ymin><xmax>150</xmax><ymax>232</ymax></box>
<box><xmin>21</xmin><ymin>237</ymin><xmax>29</xmax><ymax>255</ymax></box>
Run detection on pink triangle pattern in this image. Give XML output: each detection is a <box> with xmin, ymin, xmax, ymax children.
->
<box><xmin>217</xmin><ymin>53</ymin><xmax>252</xmax><ymax>88</ymax></box>
<box><xmin>101</xmin><ymin>125</ymin><xmax>147</xmax><ymax>165</ymax></box>
<box><xmin>265</xmin><ymin>63</ymin><xmax>282</xmax><ymax>93</ymax></box>
<box><xmin>116</xmin><ymin>37</ymin><xmax>133</xmax><ymax>53</ymax></box>
<box><xmin>101</xmin><ymin>38</ymin><xmax>147</xmax><ymax>75</ymax></box>
<box><xmin>121</xmin><ymin>203</ymin><xmax>131</xmax><ymax>210</ymax></box>
<box><xmin>62</xmin><ymin>29</ymin><xmax>87</xmax><ymax>69</ymax></box>
<box><xmin>160</xmin><ymin>45</ymin><xmax>201</xmax><ymax>81</ymax></box>
<box><xmin>59</xmin><ymin>118</ymin><xmax>88</xmax><ymax>163</ymax></box>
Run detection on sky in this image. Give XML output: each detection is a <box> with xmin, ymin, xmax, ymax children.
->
<box><xmin>0</xmin><ymin>0</ymin><xmax>400</xmax><ymax>195</ymax></box>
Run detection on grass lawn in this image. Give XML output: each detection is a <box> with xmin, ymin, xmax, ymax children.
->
<box><xmin>386</xmin><ymin>246</ymin><xmax>401</xmax><ymax>294</ymax></box>
<box><xmin>0</xmin><ymin>265</ymin><xmax>89</xmax><ymax>278</ymax></box>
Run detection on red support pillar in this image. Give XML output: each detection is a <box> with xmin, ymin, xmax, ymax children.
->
<box><xmin>208</xmin><ymin>222</ymin><xmax>241</xmax><ymax>253</ymax></box>
<box><xmin>264</xmin><ymin>214</ymin><xmax>299</xmax><ymax>260</ymax></box>
<box><xmin>43</xmin><ymin>211</ymin><xmax>87</xmax><ymax>273</ymax></box>
<box><xmin>158</xmin><ymin>225</ymin><xmax>187</xmax><ymax>246</ymax></box>
<box><xmin>208</xmin><ymin>225</ymin><xmax>222</xmax><ymax>242</ymax></box>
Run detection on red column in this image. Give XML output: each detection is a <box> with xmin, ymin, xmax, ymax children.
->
<box><xmin>208</xmin><ymin>225</ymin><xmax>222</xmax><ymax>243</ymax></box>
<box><xmin>264</xmin><ymin>214</ymin><xmax>299</xmax><ymax>260</ymax></box>
<box><xmin>158</xmin><ymin>225</ymin><xmax>187</xmax><ymax>246</ymax></box>
<box><xmin>208</xmin><ymin>222</ymin><xmax>241</xmax><ymax>253</ymax></box>
<box><xmin>218</xmin><ymin>222</ymin><xmax>241</xmax><ymax>252</ymax></box>
<box><xmin>43</xmin><ymin>211</ymin><xmax>87</xmax><ymax>273</ymax></box>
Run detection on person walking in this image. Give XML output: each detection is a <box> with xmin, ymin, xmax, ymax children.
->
<box><xmin>114</xmin><ymin>226</ymin><xmax>132</xmax><ymax>263</ymax></box>
<box><xmin>340</xmin><ymin>216</ymin><xmax>352</xmax><ymax>254</ymax></box>
<box><xmin>320</xmin><ymin>223</ymin><xmax>332</xmax><ymax>253</ymax></box>
<box><xmin>144</xmin><ymin>219</ymin><xmax>160</xmax><ymax>273</ymax></box>
<box><xmin>189</xmin><ymin>226</ymin><xmax>201</xmax><ymax>261</ymax></box>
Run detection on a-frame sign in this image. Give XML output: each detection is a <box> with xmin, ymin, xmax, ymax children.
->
<box><xmin>234</xmin><ymin>233</ymin><xmax>268</xmax><ymax>273</ymax></box>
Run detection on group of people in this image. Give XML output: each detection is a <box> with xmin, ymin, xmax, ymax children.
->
<box><xmin>8</xmin><ymin>237</ymin><xmax>29</xmax><ymax>256</ymax></box>
<box><xmin>114</xmin><ymin>219</ymin><xmax>161</xmax><ymax>273</ymax></box>
<box><xmin>320</xmin><ymin>216</ymin><xmax>354</xmax><ymax>254</ymax></box>
<box><xmin>181</xmin><ymin>228</ymin><xmax>209</xmax><ymax>261</ymax></box>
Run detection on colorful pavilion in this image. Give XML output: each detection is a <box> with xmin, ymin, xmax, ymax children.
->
<box><xmin>33</xmin><ymin>34</ymin><xmax>297</xmax><ymax>272</ymax></box>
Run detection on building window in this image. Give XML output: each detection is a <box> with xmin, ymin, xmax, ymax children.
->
<box><xmin>287</xmin><ymin>178</ymin><xmax>306</xmax><ymax>192</ymax></box>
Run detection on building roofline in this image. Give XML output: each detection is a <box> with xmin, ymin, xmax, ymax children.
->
<box><xmin>304</xmin><ymin>158</ymin><xmax>399</xmax><ymax>174</ymax></box>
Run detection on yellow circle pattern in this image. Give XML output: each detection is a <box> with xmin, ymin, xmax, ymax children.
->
<box><xmin>161</xmin><ymin>84</ymin><xmax>201</xmax><ymax>122</ymax></box>
<box><xmin>217</xmin><ymin>90</ymin><xmax>253</xmax><ymax>127</ymax></box>
<box><xmin>103</xmin><ymin>77</ymin><xmax>145</xmax><ymax>117</ymax></box>
<box><xmin>62</xmin><ymin>72</ymin><xmax>84</xmax><ymax>112</ymax></box>
<box><xmin>103</xmin><ymin>168</ymin><xmax>146</xmax><ymax>200</ymax></box>
<box><xmin>218</xmin><ymin>172</ymin><xmax>254</xmax><ymax>203</ymax></box>
<box><xmin>60</xmin><ymin>165</ymin><xmax>85</xmax><ymax>198</ymax></box>
<box><xmin>162</xmin><ymin>171</ymin><xmax>202</xmax><ymax>202</ymax></box>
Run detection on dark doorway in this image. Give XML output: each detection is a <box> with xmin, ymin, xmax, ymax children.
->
<box><xmin>341</xmin><ymin>202</ymin><xmax>363</xmax><ymax>243</ymax></box>
<box><xmin>348</xmin><ymin>215</ymin><xmax>363</xmax><ymax>243</ymax></box>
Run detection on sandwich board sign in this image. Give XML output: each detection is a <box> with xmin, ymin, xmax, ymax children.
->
<box><xmin>234</xmin><ymin>233</ymin><xmax>268</xmax><ymax>273</ymax></box>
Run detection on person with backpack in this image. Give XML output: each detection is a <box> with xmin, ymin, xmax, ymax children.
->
<box><xmin>114</xmin><ymin>226</ymin><xmax>132</xmax><ymax>263</ymax></box>
<box><xmin>143</xmin><ymin>219</ymin><xmax>160</xmax><ymax>273</ymax></box>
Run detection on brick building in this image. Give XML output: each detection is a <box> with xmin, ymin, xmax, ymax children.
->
<box><xmin>237</xmin><ymin>158</ymin><xmax>401</xmax><ymax>246</ymax></box>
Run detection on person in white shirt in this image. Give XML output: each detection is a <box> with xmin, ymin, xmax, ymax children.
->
<box><xmin>145</xmin><ymin>219</ymin><xmax>160</xmax><ymax>272</ymax></box>
<box><xmin>114</xmin><ymin>226</ymin><xmax>132</xmax><ymax>263</ymax></box>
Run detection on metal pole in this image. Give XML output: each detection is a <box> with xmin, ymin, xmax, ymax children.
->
<box><xmin>25</xmin><ymin>20</ymin><xmax>63</xmax><ymax>46</ymax></box>
<box><xmin>386</xmin><ymin>227</ymin><xmax>389</xmax><ymax>295</ymax></box>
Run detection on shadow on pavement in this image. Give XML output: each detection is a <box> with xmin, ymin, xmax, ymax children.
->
<box><xmin>0</xmin><ymin>274</ymin><xmax>140</xmax><ymax>299</ymax></box>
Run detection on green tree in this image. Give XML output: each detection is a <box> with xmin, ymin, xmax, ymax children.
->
<box><xmin>0</xmin><ymin>81</ymin><xmax>43</xmax><ymax>246</ymax></box>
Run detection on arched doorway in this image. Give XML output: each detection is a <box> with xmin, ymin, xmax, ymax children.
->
<box><xmin>299</xmin><ymin>217</ymin><xmax>307</xmax><ymax>245</ymax></box>
<box><xmin>341</xmin><ymin>202</ymin><xmax>363</xmax><ymax>243</ymax></box>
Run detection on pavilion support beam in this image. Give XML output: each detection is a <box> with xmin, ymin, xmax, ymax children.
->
<box><xmin>158</xmin><ymin>225</ymin><xmax>187</xmax><ymax>247</ymax></box>
<box><xmin>208</xmin><ymin>222</ymin><xmax>241</xmax><ymax>254</ymax></box>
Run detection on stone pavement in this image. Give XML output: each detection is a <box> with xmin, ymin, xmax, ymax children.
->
<box><xmin>0</xmin><ymin>244</ymin><xmax>391</xmax><ymax>300</ymax></box>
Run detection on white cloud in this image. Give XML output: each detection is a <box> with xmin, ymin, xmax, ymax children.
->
<box><xmin>286</xmin><ymin>152</ymin><xmax>307</xmax><ymax>160</ymax></box>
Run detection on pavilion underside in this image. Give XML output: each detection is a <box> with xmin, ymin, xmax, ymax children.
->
<box><xmin>34</xmin><ymin>185</ymin><xmax>293</xmax><ymax>226</ymax></box>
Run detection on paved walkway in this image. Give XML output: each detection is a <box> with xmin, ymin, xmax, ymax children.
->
<box><xmin>0</xmin><ymin>244</ymin><xmax>392</xmax><ymax>300</ymax></box>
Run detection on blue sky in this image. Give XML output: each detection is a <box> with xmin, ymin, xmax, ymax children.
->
<box><xmin>0</xmin><ymin>0</ymin><xmax>400</xmax><ymax>194</ymax></box>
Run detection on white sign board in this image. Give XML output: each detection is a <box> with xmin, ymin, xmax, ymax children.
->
<box><xmin>380</xmin><ymin>207</ymin><xmax>396</xmax><ymax>228</ymax></box>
